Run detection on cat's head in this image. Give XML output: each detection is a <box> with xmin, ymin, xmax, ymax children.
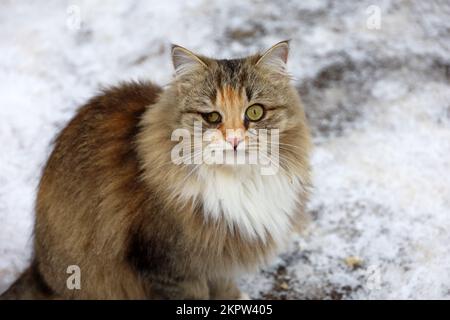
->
<box><xmin>167</xmin><ymin>41</ymin><xmax>310</xmax><ymax>176</ymax></box>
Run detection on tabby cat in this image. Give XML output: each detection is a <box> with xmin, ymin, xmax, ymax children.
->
<box><xmin>1</xmin><ymin>41</ymin><xmax>311</xmax><ymax>299</ymax></box>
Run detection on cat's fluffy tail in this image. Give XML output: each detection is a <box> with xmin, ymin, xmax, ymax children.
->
<box><xmin>0</xmin><ymin>263</ymin><xmax>55</xmax><ymax>300</ymax></box>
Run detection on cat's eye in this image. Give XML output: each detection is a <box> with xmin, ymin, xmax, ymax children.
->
<box><xmin>202</xmin><ymin>111</ymin><xmax>222</xmax><ymax>124</ymax></box>
<box><xmin>245</xmin><ymin>104</ymin><xmax>265</xmax><ymax>122</ymax></box>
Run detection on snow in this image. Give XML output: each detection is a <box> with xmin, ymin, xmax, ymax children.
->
<box><xmin>1</xmin><ymin>0</ymin><xmax>449</xmax><ymax>299</ymax></box>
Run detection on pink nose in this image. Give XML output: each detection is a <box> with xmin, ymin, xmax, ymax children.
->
<box><xmin>226</xmin><ymin>137</ymin><xmax>240</xmax><ymax>150</ymax></box>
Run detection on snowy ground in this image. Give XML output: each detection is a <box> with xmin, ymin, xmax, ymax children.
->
<box><xmin>1</xmin><ymin>0</ymin><xmax>449</xmax><ymax>299</ymax></box>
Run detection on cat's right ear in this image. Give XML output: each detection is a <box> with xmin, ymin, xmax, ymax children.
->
<box><xmin>171</xmin><ymin>44</ymin><xmax>208</xmax><ymax>76</ymax></box>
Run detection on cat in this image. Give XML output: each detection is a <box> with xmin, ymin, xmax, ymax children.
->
<box><xmin>1</xmin><ymin>41</ymin><xmax>311</xmax><ymax>299</ymax></box>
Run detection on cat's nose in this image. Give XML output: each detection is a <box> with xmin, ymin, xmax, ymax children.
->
<box><xmin>226</xmin><ymin>136</ymin><xmax>241</xmax><ymax>151</ymax></box>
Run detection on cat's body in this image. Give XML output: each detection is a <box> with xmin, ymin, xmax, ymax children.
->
<box><xmin>1</xmin><ymin>42</ymin><xmax>311</xmax><ymax>299</ymax></box>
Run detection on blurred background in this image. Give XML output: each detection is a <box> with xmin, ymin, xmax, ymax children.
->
<box><xmin>0</xmin><ymin>0</ymin><xmax>449</xmax><ymax>299</ymax></box>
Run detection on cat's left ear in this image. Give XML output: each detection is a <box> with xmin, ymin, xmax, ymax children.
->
<box><xmin>171</xmin><ymin>44</ymin><xmax>208</xmax><ymax>76</ymax></box>
<box><xmin>255</xmin><ymin>40</ymin><xmax>290</xmax><ymax>74</ymax></box>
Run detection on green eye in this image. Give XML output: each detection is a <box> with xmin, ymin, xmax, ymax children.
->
<box><xmin>202</xmin><ymin>111</ymin><xmax>222</xmax><ymax>124</ymax></box>
<box><xmin>245</xmin><ymin>104</ymin><xmax>265</xmax><ymax>122</ymax></box>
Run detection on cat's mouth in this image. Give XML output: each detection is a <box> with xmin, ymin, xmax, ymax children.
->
<box><xmin>199</xmin><ymin>144</ymin><xmax>279</xmax><ymax>175</ymax></box>
<box><xmin>172</xmin><ymin>138</ymin><xmax>280</xmax><ymax>174</ymax></box>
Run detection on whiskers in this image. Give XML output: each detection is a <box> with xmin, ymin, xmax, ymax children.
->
<box><xmin>246</xmin><ymin>140</ymin><xmax>305</xmax><ymax>176</ymax></box>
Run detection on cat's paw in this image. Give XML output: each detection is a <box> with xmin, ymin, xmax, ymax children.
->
<box><xmin>239</xmin><ymin>292</ymin><xmax>250</xmax><ymax>300</ymax></box>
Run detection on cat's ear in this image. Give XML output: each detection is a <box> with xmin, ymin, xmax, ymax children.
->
<box><xmin>255</xmin><ymin>40</ymin><xmax>290</xmax><ymax>74</ymax></box>
<box><xmin>171</xmin><ymin>44</ymin><xmax>208</xmax><ymax>76</ymax></box>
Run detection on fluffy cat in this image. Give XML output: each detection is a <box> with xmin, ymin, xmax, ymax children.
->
<box><xmin>1</xmin><ymin>41</ymin><xmax>311</xmax><ymax>299</ymax></box>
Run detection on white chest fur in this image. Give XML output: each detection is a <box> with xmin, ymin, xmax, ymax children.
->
<box><xmin>180</xmin><ymin>166</ymin><xmax>303</xmax><ymax>246</ymax></box>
